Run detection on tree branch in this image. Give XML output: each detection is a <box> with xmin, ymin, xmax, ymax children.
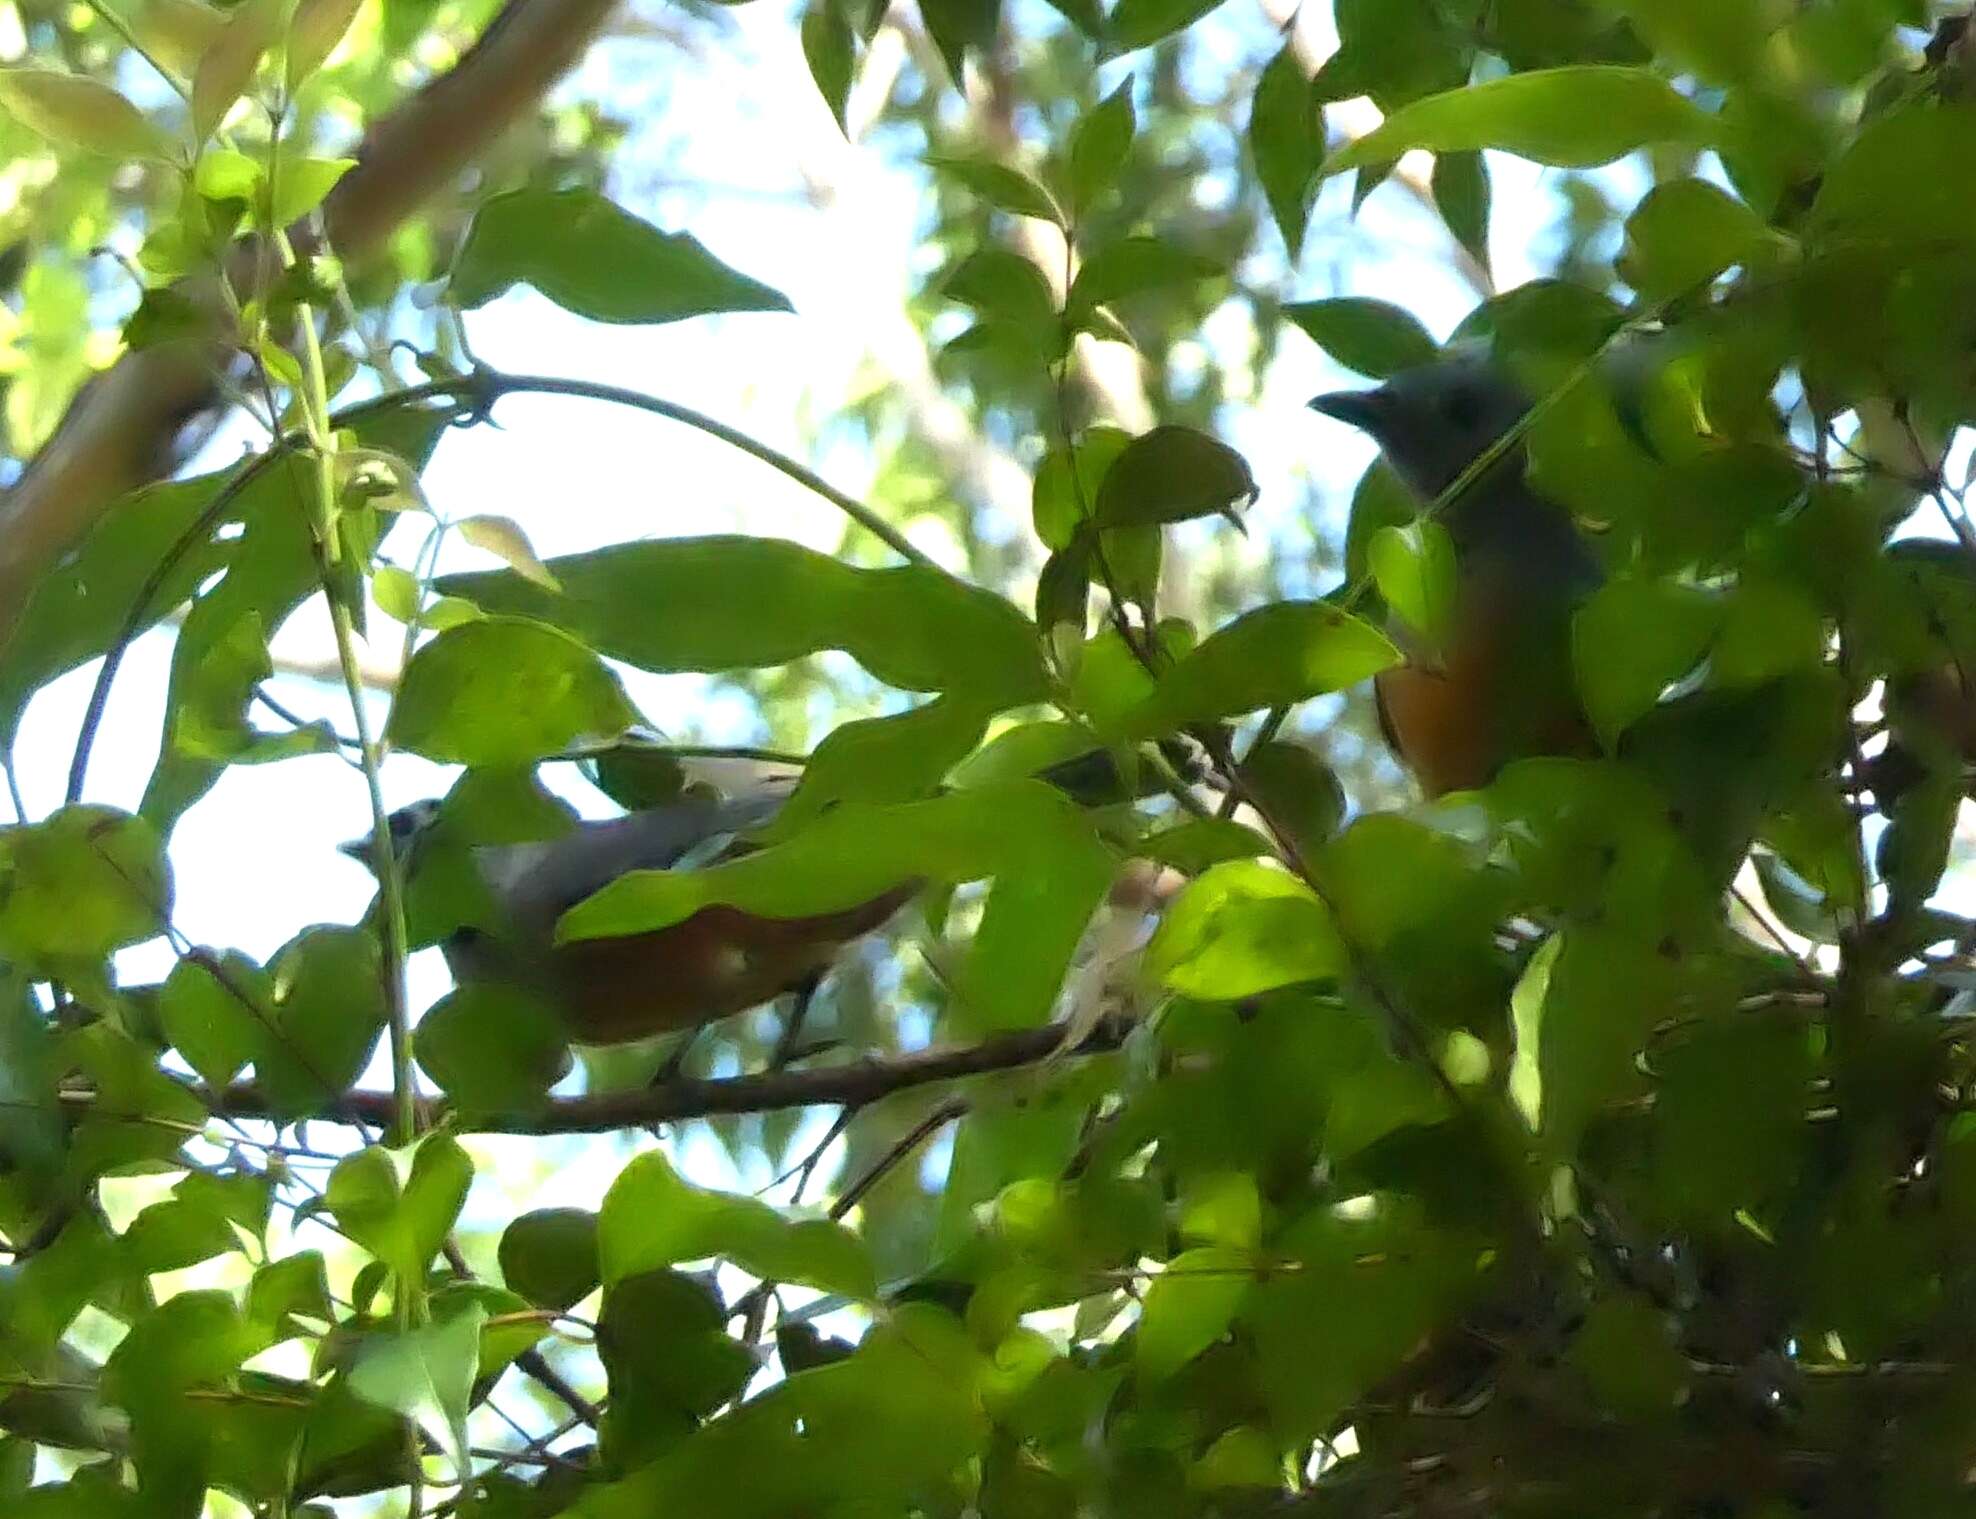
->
<box><xmin>0</xmin><ymin>0</ymin><xmax>622</xmax><ymax>653</ymax></box>
<box><xmin>62</xmin><ymin>1015</ymin><xmax>1134</xmax><ymax>1136</ymax></box>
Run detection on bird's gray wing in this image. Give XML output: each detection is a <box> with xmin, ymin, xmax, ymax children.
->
<box><xmin>473</xmin><ymin>781</ymin><xmax>797</xmax><ymax>936</ymax></box>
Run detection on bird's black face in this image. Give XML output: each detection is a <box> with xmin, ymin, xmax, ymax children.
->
<box><xmin>1310</xmin><ymin>352</ymin><xmax>1532</xmax><ymax>501</ymax></box>
<box><xmin>339</xmin><ymin>799</ymin><xmax>444</xmax><ymax>869</ymax></box>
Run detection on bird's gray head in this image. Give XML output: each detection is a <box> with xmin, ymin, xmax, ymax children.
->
<box><xmin>1309</xmin><ymin>350</ymin><xmax>1532</xmax><ymax>502</ymax></box>
<box><xmin>338</xmin><ymin>799</ymin><xmax>444</xmax><ymax>868</ymax></box>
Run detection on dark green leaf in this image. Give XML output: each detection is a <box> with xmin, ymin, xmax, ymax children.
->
<box><xmin>1107</xmin><ymin>0</ymin><xmax>1228</xmax><ymax>53</ymax></box>
<box><xmin>386</xmin><ymin>617</ymin><xmax>638</xmax><ymax>765</ymax></box>
<box><xmin>1572</xmin><ymin>576</ymin><xmax>1720</xmax><ymax>748</ymax></box>
<box><xmin>1284</xmin><ymin>296</ymin><xmax>1439</xmax><ymax>378</ymax></box>
<box><xmin>500</xmin><ymin>1209</ymin><xmax>601</xmax><ymax>1312</ymax></box>
<box><xmin>762</xmin><ymin>695</ymin><xmax>988</xmax><ymax>839</ymax></box>
<box><xmin>1065</xmin><ymin>82</ymin><xmax>1135</xmax><ymax>215</ymax></box>
<box><xmin>1570</xmin><ymin>1295</ymin><xmax>1687</xmax><ymax>1417</ymax></box>
<box><xmin>1248</xmin><ymin>46</ymin><xmax>1325</xmax><ymax>260</ymax></box>
<box><xmin>925</xmin><ymin>155</ymin><xmax>1063</xmax><ymax>223</ymax></box>
<box><xmin>1119</xmin><ymin>601</ymin><xmax>1400</xmax><ymax>737</ymax></box>
<box><xmin>1238</xmin><ymin>739</ymin><xmax>1344</xmax><ymax>857</ymax></box>
<box><xmin>348</xmin><ymin>1302</ymin><xmax>486</xmax><ymax>1478</ymax></box>
<box><xmin>1067</xmin><ymin>236</ymin><xmax>1220</xmax><ymax>316</ymax></box>
<box><xmin>942</xmin><ymin>247</ymin><xmax>1059</xmax><ymax>346</ymax></box>
<box><xmin>1092</xmin><ymin>425</ymin><xmax>1255</xmax><ymax>529</ymax></box>
<box><xmin>1620</xmin><ymin>177</ymin><xmax>1772</xmax><ymax>301</ymax></box>
<box><xmin>1430</xmin><ymin>150</ymin><xmax>1491</xmax><ymax>278</ymax></box>
<box><xmin>256</xmin><ymin>925</ymin><xmax>386</xmax><ymax>1119</ymax></box>
<box><xmin>1367</xmin><ymin>518</ymin><xmax>1456</xmax><ymax>649</ymax></box>
<box><xmin>1033</xmin><ymin>426</ymin><xmax>1131</xmax><ymax>549</ymax></box>
<box><xmin>801</xmin><ymin>1</ymin><xmax>856</xmax><ymax>132</ymax></box>
<box><xmin>1325</xmin><ymin>66</ymin><xmax>1718</xmax><ymax>175</ymax></box>
<box><xmin>327</xmin><ymin>1134</ymin><xmax>474</xmax><ymax>1283</ymax></box>
<box><xmin>415</xmin><ymin>982</ymin><xmax>573</xmax><ymax>1115</ymax></box>
<box><xmin>599</xmin><ymin>1149</ymin><xmax>875</xmax><ymax>1297</ymax></box>
<box><xmin>450</xmin><ymin>188</ymin><xmax>792</xmax><ymax>322</ymax></box>
<box><xmin>436</xmin><ymin>536</ymin><xmax>1049</xmax><ymax>707</ymax></box>
<box><xmin>919</xmin><ymin>0</ymin><xmax>1000</xmax><ymax>87</ymax></box>
<box><xmin>1137</xmin><ymin>1246</ymin><xmax>1249</xmax><ymax>1382</ymax></box>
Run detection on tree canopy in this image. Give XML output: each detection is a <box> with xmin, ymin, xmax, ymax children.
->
<box><xmin>2</xmin><ymin>0</ymin><xmax>1975</xmax><ymax>1515</ymax></box>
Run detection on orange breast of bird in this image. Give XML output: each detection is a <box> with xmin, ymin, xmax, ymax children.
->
<box><xmin>1375</xmin><ymin>554</ymin><xmax>1595</xmax><ymax>797</ymax></box>
<box><xmin>539</xmin><ymin>887</ymin><xmax>917</xmax><ymax>1045</ymax></box>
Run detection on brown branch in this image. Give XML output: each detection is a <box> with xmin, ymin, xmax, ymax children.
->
<box><xmin>60</xmin><ymin>1015</ymin><xmax>1134</xmax><ymax>1136</ymax></box>
<box><xmin>0</xmin><ymin>0</ymin><xmax>621</xmax><ymax>652</ymax></box>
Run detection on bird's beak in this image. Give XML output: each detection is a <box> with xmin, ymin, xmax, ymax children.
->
<box><xmin>1308</xmin><ymin>388</ymin><xmax>1390</xmax><ymax>434</ymax></box>
<box><xmin>338</xmin><ymin>834</ymin><xmax>375</xmax><ymax>864</ymax></box>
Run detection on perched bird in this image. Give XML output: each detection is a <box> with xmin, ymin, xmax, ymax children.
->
<box><xmin>1310</xmin><ymin>353</ymin><xmax>1604</xmax><ymax>796</ymax></box>
<box><xmin>344</xmin><ymin>742</ymin><xmax>1191</xmax><ymax>1047</ymax></box>
<box><xmin>343</xmin><ymin>773</ymin><xmax>914</xmax><ymax>1047</ymax></box>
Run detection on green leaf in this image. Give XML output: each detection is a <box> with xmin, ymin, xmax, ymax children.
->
<box><xmin>1324</xmin><ymin>66</ymin><xmax>1718</xmax><ymax>176</ymax></box>
<box><xmin>1283</xmin><ymin>297</ymin><xmax>1439</xmax><ymax>378</ymax></box>
<box><xmin>0</xmin><ymin>69</ymin><xmax>175</xmax><ymax>161</ymax></box>
<box><xmin>1570</xmin><ymin>1295</ymin><xmax>1687</xmax><ymax>1418</ymax></box>
<box><xmin>942</xmin><ymin>247</ymin><xmax>1059</xmax><ymax>334</ymax></box>
<box><xmin>1068</xmin><ymin>236</ymin><xmax>1220</xmax><ymax>315</ymax></box>
<box><xmin>1138</xmin><ymin>1246</ymin><xmax>1250</xmax><ymax>1382</ymax></box>
<box><xmin>599</xmin><ymin>1149</ymin><xmax>876</xmax><ymax>1298</ymax></box>
<box><xmin>435</xmin><ymin>536</ymin><xmax>1050</xmax><ymax>708</ymax></box>
<box><xmin>286</xmin><ymin>0</ymin><xmax>364</xmax><ymax>88</ymax></box>
<box><xmin>1179</xmin><ymin>1172</ymin><xmax>1261</xmax><ymax>1249</ymax></box>
<box><xmin>1118</xmin><ymin>601</ymin><xmax>1400</xmax><ymax>737</ymax></box>
<box><xmin>1033</xmin><ymin>426</ymin><xmax>1131</xmax><ymax>548</ymax></box>
<box><xmin>194</xmin><ymin>146</ymin><xmax>262</xmax><ymax>201</ymax></box>
<box><xmin>327</xmin><ymin>1135</ymin><xmax>475</xmax><ymax>1283</ymax></box>
<box><xmin>1249</xmin><ymin>46</ymin><xmax>1325</xmax><ymax>260</ymax></box>
<box><xmin>450</xmin><ymin>188</ymin><xmax>793</xmax><ymax>322</ymax></box>
<box><xmin>1092</xmin><ymin>425</ymin><xmax>1255</xmax><ymax>529</ymax></box>
<box><xmin>1430</xmin><ymin>151</ymin><xmax>1491</xmax><ymax>279</ymax></box>
<box><xmin>1811</xmin><ymin>103</ymin><xmax>1976</xmax><ymax>250</ymax></box>
<box><xmin>246</xmin><ymin>1250</ymin><xmax>334</xmax><ymax>1335</ymax></box>
<box><xmin>385</xmin><ymin>617</ymin><xmax>638</xmax><ymax>765</ymax></box>
<box><xmin>415</xmin><ymin>982</ymin><xmax>572</xmax><ymax>1115</ymax></box>
<box><xmin>500</xmin><ymin>1209</ymin><xmax>601</xmax><ymax>1312</ymax></box>
<box><xmin>455</xmin><ymin>513</ymin><xmax>562</xmax><ymax>592</ymax></box>
<box><xmin>1619</xmin><ymin>177</ymin><xmax>1772</xmax><ymax>301</ymax></box>
<box><xmin>1107</xmin><ymin>0</ymin><xmax>1228</xmax><ymax>52</ymax></box>
<box><xmin>257</xmin><ymin>925</ymin><xmax>387</xmax><ymax>1119</ymax></box>
<box><xmin>348</xmin><ymin>1302</ymin><xmax>487</xmax><ymax>1480</ymax></box>
<box><xmin>801</xmin><ymin>1</ymin><xmax>856</xmax><ymax>132</ymax></box>
<box><xmin>1572</xmin><ymin>576</ymin><xmax>1720</xmax><ymax>749</ymax></box>
<box><xmin>139</xmin><ymin>401</ymin><xmax>453</xmax><ymax>829</ymax></box>
<box><xmin>268</xmin><ymin>155</ymin><xmax>356</xmax><ymax>227</ymax></box>
<box><xmin>1144</xmin><ymin>859</ymin><xmax>1344</xmax><ymax>998</ymax></box>
<box><xmin>1367</xmin><ymin>518</ymin><xmax>1456</xmax><ymax>649</ymax></box>
<box><xmin>158</xmin><ymin>949</ymin><xmax>268</xmax><ymax>1088</ymax></box>
<box><xmin>191</xmin><ymin>0</ymin><xmax>281</xmax><ymax>141</ymax></box>
<box><xmin>762</xmin><ymin>696</ymin><xmax>989</xmax><ymax>839</ymax></box>
<box><xmin>919</xmin><ymin>0</ymin><xmax>1000</xmax><ymax>86</ymax></box>
<box><xmin>1237</xmin><ymin>739</ymin><xmax>1345</xmax><ymax>857</ymax></box>
<box><xmin>558</xmin><ymin>782</ymin><xmax>1113</xmax><ymax>1031</ymax></box>
<box><xmin>597</xmin><ymin>1271</ymin><xmax>755</xmax><ymax>1466</ymax></box>
<box><xmin>136</xmin><ymin>0</ymin><xmax>228</xmax><ymax>79</ymax></box>
<box><xmin>1138</xmin><ymin>816</ymin><xmax>1275</xmax><ymax>870</ymax></box>
<box><xmin>1509</xmin><ymin>927</ymin><xmax>1665</xmax><ymax>1155</ymax></box>
<box><xmin>0</xmin><ymin>806</ymin><xmax>171</xmax><ymax>966</ymax></box>
<box><xmin>1607</xmin><ymin>0</ymin><xmax>1778</xmax><ymax>84</ymax></box>
<box><xmin>1711</xmin><ymin>577</ymin><xmax>1826</xmax><ymax>688</ymax></box>
<box><xmin>924</xmin><ymin>154</ymin><xmax>1064</xmax><ymax>223</ymax></box>
<box><xmin>1065</xmin><ymin>81</ymin><xmax>1135</xmax><ymax>215</ymax></box>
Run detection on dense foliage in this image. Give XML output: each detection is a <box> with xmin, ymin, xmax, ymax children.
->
<box><xmin>2</xmin><ymin>0</ymin><xmax>1976</xmax><ymax>1515</ymax></box>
